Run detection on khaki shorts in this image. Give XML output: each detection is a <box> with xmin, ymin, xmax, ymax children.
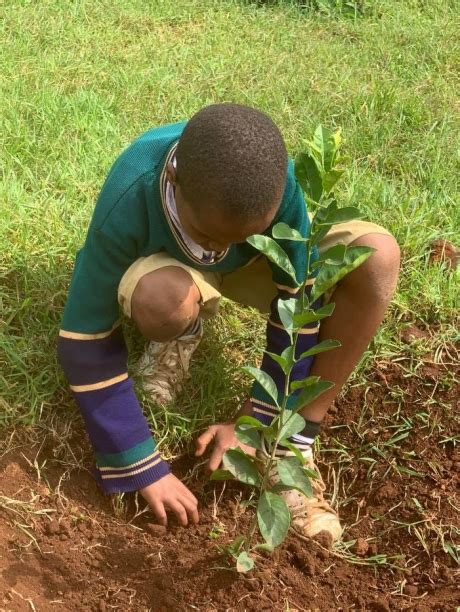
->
<box><xmin>118</xmin><ymin>220</ymin><xmax>392</xmax><ymax>318</ymax></box>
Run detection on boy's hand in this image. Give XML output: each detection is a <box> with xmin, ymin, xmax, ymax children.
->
<box><xmin>195</xmin><ymin>422</ymin><xmax>256</xmax><ymax>471</ymax></box>
<box><xmin>139</xmin><ymin>473</ymin><xmax>199</xmax><ymax>527</ymax></box>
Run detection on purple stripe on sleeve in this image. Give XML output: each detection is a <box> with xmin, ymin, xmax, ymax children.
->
<box><xmin>75</xmin><ymin>377</ymin><xmax>152</xmax><ymax>454</ymax></box>
<box><xmin>57</xmin><ymin>327</ymin><xmax>127</xmax><ymax>386</ymax></box>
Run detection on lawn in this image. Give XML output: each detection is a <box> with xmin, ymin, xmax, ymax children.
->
<box><xmin>0</xmin><ymin>0</ymin><xmax>458</xmax><ymax>607</ymax></box>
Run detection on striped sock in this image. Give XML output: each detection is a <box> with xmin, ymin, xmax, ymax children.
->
<box><xmin>182</xmin><ymin>318</ymin><xmax>201</xmax><ymax>337</ymax></box>
<box><xmin>275</xmin><ymin>419</ymin><xmax>321</xmax><ymax>458</ymax></box>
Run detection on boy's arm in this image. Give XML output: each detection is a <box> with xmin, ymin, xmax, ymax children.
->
<box><xmin>58</xmin><ymin>226</ymin><xmax>171</xmax><ymax>493</ymax></box>
<box><xmin>250</xmin><ymin>179</ymin><xmax>321</xmax><ymax>425</ymax></box>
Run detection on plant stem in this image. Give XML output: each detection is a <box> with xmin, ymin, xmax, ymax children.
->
<box><xmin>244</xmin><ymin>214</ymin><xmax>317</xmax><ymax>553</ymax></box>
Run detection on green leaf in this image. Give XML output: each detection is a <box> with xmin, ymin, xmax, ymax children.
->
<box><xmin>323</xmin><ymin>168</ymin><xmax>344</xmax><ymax>193</ymax></box>
<box><xmin>262</xmin><ymin>425</ymin><xmax>276</xmax><ymax>444</ymax></box>
<box><xmin>236</xmin><ymin>551</ymin><xmax>254</xmax><ymax>573</ymax></box>
<box><xmin>295</xmin><ymin>152</ymin><xmax>323</xmax><ymax>202</ymax></box>
<box><xmin>277</xmin><ymin>297</ymin><xmax>297</xmax><ymax>339</ymax></box>
<box><xmin>292</xmin><ymin>302</ymin><xmax>335</xmax><ymax>326</ymax></box>
<box><xmin>290</xmin><ymin>375</ymin><xmax>321</xmax><ymax>391</ymax></box>
<box><xmin>243</xmin><ymin>366</ymin><xmax>279</xmax><ymax>406</ymax></box>
<box><xmin>234</xmin><ymin>416</ymin><xmax>264</xmax><ymax>429</ymax></box>
<box><xmin>264</xmin><ymin>346</ymin><xmax>294</xmax><ymax>375</ymax></box>
<box><xmin>277</xmin><ymin>457</ymin><xmax>313</xmax><ymax>498</ymax></box>
<box><xmin>316</xmin><ymin>244</ymin><xmax>347</xmax><ymax>265</ymax></box>
<box><xmin>302</xmin><ymin>466</ymin><xmax>320</xmax><ymax>480</ymax></box>
<box><xmin>222</xmin><ymin>449</ymin><xmax>261</xmax><ymax>486</ymax></box>
<box><xmin>272</xmin><ymin>222</ymin><xmax>306</xmax><ymax>242</ymax></box>
<box><xmin>311</xmin><ymin>246</ymin><xmax>375</xmax><ymax>301</ymax></box>
<box><xmin>227</xmin><ymin>535</ymin><xmax>245</xmax><ymax>557</ymax></box>
<box><xmin>278</xmin><ymin>412</ymin><xmax>305</xmax><ymax>440</ymax></box>
<box><xmin>247</xmin><ymin>235</ymin><xmax>298</xmax><ymax>284</ymax></box>
<box><xmin>297</xmin><ymin>339</ymin><xmax>341</xmax><ymax>360</ymax></box>
<box><xmin>264</xmin><ymin>351</ymin><xmax>288</xmax><ymax>372</ymax></box>
<box><xmin>257</xmin><ymin>491</ymin><xmax>291</xmax><ymax>548</ymax></box>
<box><xmin>317</xmin><ymin>206</ymin><xmax>365</xmax><ymax>226</ymax></box>
<box><xmin>278</xmin><ymin>439</ymin><xmax>306</xmax><ymax>465</ymax></box>
<box><xmin>292</xmin><ymin>380</ymin><xmax>334</xmax><ymax>411</ymax></box>
<box><xmin>281</xmin><ymin>345</ymin><xmax>295</xmax><ymax>367</ymax></box>
<box><xmin>253</xmin><ymin>542</ymin><xmax>274</xmax><ymax>553</ymax></box>
<box><xmin>235</xmin><ymin>424</ymin><xmax>263</xmax><ymax>451</ymax></box>
<box><xmin>310</xmin><ymin>222</ymin><xmax>333</xmax><ymax>247</ymax></box>
<box><xmin>210</xmin><ymin>469</ymin><xmax>234</xmax><ymax>481</ymax></box>
<box><xmin>313</xmin><ymin>124</ymin><xmax>337</xmax><ymax>172</ymax></box>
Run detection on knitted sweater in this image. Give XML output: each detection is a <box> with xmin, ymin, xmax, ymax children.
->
<box><xmin>58</xmin><ymin>121</ymin><xmax>319</xmax><ymax>493</ymax></box>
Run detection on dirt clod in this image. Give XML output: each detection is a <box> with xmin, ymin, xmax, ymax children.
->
<box><xmin>404</xmin><ymin>584</ymin><xmax>419</xmax><ymax>597</ymax></box>
<box><xmin>428</xmin><ymin>239</ymin><xmax>459</xmax><ymax>270</ymax></box>
<box><xmin>374</xmin><ymin>482</ymin><xmax>398</xmax><ymax>504</ymax></box>
<box><xmin>45</xmin><ymin>519</ymin><xmax>61</xmax><ymax>535</ymax></box>
<box><xmin>144</xmin><ymin>523</ymin><xmax>167</xmax><ymax>536</ymax></box>
<box><xmin>350</xmin><ymin>537</ymin><xmax>369</xmax><ymax>556</ymax></box>
<box><xmin>400</xmin><ymin>325</ymin><xmax>429</xmax><ymax>344</ymax></box>
<box><xmin>312</xmin><ymin>530</ymin><xmax>333</xmax><ymax>549</ymax></box>
<box><xmin>369</xmin><ymin>598</ymin><xmax>390</xmax><ymax>612</ymax></box>
<box><xmin>367</xmin><ymin>542</ymin><xmax>379</xmax><ymax>557</ymax></box>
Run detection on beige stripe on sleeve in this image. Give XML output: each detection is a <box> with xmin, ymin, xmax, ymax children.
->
<box><xmin>59</xmin><ymin>321</ymin><xmax>121</xmax><ymax>341</ymax></box>
<box><xmin>70</xmin><ymin>372</ymin><xmax>128</xmax><ymax>393</ymax></box>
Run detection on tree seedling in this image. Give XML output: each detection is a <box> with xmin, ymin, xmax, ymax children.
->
<box><xmin>211</xmin><ymin>125</ymin><xmax>374</xmax><ymax>572</ymax></box>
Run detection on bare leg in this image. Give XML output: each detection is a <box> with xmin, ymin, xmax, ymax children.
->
<box><xmin>131</xmin><ymin>266</ymin><xmax>201</xmax><ymax>341</ymax></box>
<box><xmin>300</xmin><ymin>233</ymin><xmax>400</xmax><ymax>423</ymax></box>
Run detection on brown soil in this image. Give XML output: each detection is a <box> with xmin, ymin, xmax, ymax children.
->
<box><xmin>428</xmin><ymin>239</ymin><xmax>459</xmax><ymax>271</ymax></box>
<box><xmin>1</xmin><ymin>355</ymin><xmax>459</xmax><ymax>611</ymax></box>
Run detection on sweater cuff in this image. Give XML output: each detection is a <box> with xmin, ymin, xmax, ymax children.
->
<box><xmin>96</xmin><ymin>454</ymin><xmax>171</xmax><ymax>494</ymax></box>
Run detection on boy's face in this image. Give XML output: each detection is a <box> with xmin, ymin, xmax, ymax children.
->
<box><xmin>167</xmin><ymin>164</ymin><xmax>278</xmax><ymax>252</ymax></box>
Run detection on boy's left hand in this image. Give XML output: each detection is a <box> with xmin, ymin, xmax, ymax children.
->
<box><xmin>195</xmin><ymin>423</ymin><xmax>256</xmax><ymax>472</ymax></box>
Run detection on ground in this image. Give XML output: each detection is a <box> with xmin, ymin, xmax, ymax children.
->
<box><xmin>1</xmin><ymin>329</ymin><xmax>458</xmax><ymax>611</ymax></box>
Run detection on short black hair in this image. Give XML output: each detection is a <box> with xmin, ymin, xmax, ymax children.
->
<box><xmin>175</xmin><ymin>103</ymin><xmax>287</xmax><ymax>222</ymax></box>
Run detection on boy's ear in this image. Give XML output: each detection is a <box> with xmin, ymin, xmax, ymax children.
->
<box><xmin>166</xmin><ymin>162</ymin><xmax>177</xmax><ymax>186</ymax></box>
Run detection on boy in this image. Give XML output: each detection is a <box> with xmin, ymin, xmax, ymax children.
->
<box><xmin>58</xmin><ymin>104</ymin><xmax>399</xmax><ymax>541</ymax></box>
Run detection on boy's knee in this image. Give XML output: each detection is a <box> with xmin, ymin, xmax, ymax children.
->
<box><xmin>345</xmin><ymin>233</ymin><xmax>400</xmax><ymax>304</ymax></box>
<box><xmin>131</xmin><ymin>266</ymin><xmax>201</xmax><ymax>341</ymax></box>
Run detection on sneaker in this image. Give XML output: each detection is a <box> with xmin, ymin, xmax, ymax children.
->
<box><xmin>137</xmin><ymin>321</ymin><xmax>203</xmax><ymax>406</ymax></box>
<box><xmin>258</xmin><ymin>445</ymin><xmax>342</xmax><ymax>543</ymax></box>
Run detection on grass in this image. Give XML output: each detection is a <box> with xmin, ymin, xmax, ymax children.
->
<box><xmin>1</xmin><ymin>0</ymin><xmax>458</xmax><ymax>576</ymax></box>
<box><xmin>1</xmin><ymin>0</ymin><xmax>458</xmax><ymax>430</ymax></box>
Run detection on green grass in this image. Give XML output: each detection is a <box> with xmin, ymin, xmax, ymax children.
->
<box><xmin>1</xmin><ymin>0</ymin><xmax>458</xmax><ymax>446</ymax></box>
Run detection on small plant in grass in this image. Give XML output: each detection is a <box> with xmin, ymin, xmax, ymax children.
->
<box><xmin>211</xmin><ymin>125</ymin><xmax>374</xmax><ymax>572</ymax></box>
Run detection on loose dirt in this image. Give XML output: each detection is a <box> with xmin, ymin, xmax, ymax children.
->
<box><xmin>1</xmin><ymin>353</ymin><xmax>458</xmax><ymax>610</ymax></box>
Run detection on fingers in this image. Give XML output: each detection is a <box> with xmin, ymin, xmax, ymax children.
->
<box><xmin>181</xmin><ymin>495</ymin><xmax>200</xmax><ymax>525</ymax></box>
<box><xmin>146</xmin><ymin>487</ymin><xmax>199</xmax><ymax>527</ymax></box>
<box><xmin>207</xmin><ymin>444</ymin><xmax>225</xmax><ymax>472</ymax></box>
<box><xmin>165</xmin><ymin>499</ymin><xmax>189</xmax><ymax>526</ymax></box>
<box><xmin>195</xmin><ymin>426</ymin><xmax>216</xmax><ymax>457</ymax></box>
<box><xmin>148</xmin><ymin>497</ymin><xmax>168</xmax><ymax>527</ymax></box>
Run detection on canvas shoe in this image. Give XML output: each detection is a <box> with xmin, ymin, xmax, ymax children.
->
<box><xmin>137</xmin><ymin>321</ymin><xmax>203</xmax><ymax>406</ymax></box>
<box><xmin>258</xmin><ymin>444</ymin><xmax>342</xmax><ymax>543</ymax></box>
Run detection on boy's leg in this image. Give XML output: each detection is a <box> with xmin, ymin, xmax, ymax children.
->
<box><xmin>300</xmin><ymin>231</ymin><xmax>400</xmax><ymax>424</ymax></box>
<box><xmin>118</xmin><ymin>254</ymin><xmax>222</xmax><ymax>404</ymax></box>
<box><xmin>131</xmin><ymin>266</ymin><xmax>202</xmax><ymax>341</ymax></box>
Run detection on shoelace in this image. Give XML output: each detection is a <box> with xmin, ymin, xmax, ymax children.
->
<box><xmin>287</xmin><ymin>459</ymin><xmax>337</xmax><ymax>517</ymax></box>
<box><xmin>141</xmin><ymin>337</ymin><xmax>198</xmax><ymax>388</ymax></box>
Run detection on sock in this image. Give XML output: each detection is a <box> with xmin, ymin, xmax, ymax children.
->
<box><xmin>275</xmin><ymin>419</ymin><xmax>321</xmax><ymax>458</ymax></box>
<box><xmin>182</xmin><ymin>318</ymin><xmax>201</xmax><ymax>337</ymax></box>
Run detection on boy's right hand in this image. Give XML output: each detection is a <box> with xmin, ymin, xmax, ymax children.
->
<box><xmin>139</xmin><ymin>473</ymin><xmax>199</xmax><ymax>527</ymax></box>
